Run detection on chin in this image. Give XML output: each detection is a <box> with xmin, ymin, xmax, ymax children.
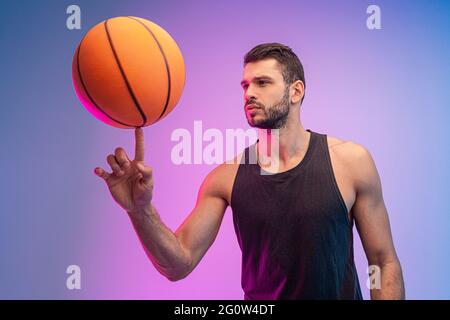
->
<box><xmin>248</xmin><ymin>121</ymin><xmax>272</xmax><ymax>129</ymax></box>
<box><xmin>247</xmin><ymin>118</ymin><xmax>261</xmax><ymax>128</ymax></box>
<box><xmin>246</xmin><ymin>115</ymin><xmax>262</xmax><ymax>127</ymax></box>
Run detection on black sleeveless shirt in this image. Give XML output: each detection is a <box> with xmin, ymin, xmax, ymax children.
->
<box><xmin>230</xmin><ymin>129</ymin><xmax>363</xmax><ymax>300</ymax></box>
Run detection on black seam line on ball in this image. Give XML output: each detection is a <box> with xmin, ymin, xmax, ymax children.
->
<box><xmin>104</xmin><ymin>19</ymin><xmax>147</xmax><ymax>127</ymax></box>
<box><xmin>126</xmin><ymin>16</ymin><xmax>172</xmax><ymax>124</ymax></box>
<box><xmin>76</xmin><ymin>42</ymin><xmax>134</xmax><ymax>128</ymax></box>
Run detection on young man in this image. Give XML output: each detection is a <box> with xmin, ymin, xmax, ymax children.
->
<box><xmin>94</xmin><ymin>43</ymin><xmax>405</xmax><ymax>300</ymax></box>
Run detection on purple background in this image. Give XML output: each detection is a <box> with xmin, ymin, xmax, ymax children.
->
<box><xmin>0</xmin><ymin>0</ymin><xmax>449</xmax><ymax>299</ymax></box>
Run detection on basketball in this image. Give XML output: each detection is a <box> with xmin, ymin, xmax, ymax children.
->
<box><xmin>72</xmin><ymin>16</ymin><xmax>185</xmax><ymax>128</ymax></box>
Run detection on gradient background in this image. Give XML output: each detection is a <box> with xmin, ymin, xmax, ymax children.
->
<box><xmin>1</xmin><ymin>0</ymin><xmax>449</xmax><ymax>299</ymax></box>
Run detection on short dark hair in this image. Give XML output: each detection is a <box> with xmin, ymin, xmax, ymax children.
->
<box><xmin>244</xmin><ymin>43</ymin><xmax>306</xmax><ymax>104</ymax></box>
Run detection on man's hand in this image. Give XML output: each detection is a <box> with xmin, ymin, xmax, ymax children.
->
<box><xmin>94</xmin><ymin>128</ymin><xmax>153</xmax><ymax>214</ymax></box>
<box><xmin>92</xmin><ymin>127</ymin><xmax>229</xmax><ymax>281</ymax></box>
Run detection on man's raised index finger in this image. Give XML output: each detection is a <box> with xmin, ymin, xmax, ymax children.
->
<box><xmin>134</xmin><ymin>127</ymin><xmax>145</xmax><ymax>161</ymax></box>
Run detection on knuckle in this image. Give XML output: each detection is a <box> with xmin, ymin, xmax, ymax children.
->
<box><xmin>115</xmin><ymin>147</ymin><xmax>124</xmax><ymax>155</ymax></box>
<box><xmin>107</xmin><ymin>154</ymin><xmax>115</xmax><ymax>162</ymax></box>
<box><xmin>146</xmin><ymin>166</ymin><xmax>153</xmax><ymax>175</ymax></box>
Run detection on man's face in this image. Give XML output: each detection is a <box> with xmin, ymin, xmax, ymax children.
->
<box><xmin>241</xmin><ymin>58</ymin><xmax>291</xmax><ymax>129</ymax></box>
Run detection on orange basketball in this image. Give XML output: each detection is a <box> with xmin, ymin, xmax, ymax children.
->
<box><xmin>72</xmin><ymin>16</ymin><xmax>185</xmax><ymax>128</ymax></box>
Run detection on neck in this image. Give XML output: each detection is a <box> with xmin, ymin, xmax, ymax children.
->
<box><xmin>256</xmin><ymin>116</ymin><xmax>310</xmax><ymax>168</ymax></box>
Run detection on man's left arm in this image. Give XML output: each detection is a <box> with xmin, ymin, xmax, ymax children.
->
<box><xmin>350</xmin><ymin>144</ymin><xmax>405</xmax><ymax>300</ymax></box>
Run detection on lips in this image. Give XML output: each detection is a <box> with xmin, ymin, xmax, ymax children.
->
<box><xmin>246</xmin><ymin>104</ymin><xmax>260</xmax><ymax>111</ymax></box>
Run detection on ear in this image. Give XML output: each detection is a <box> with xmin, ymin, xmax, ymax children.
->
<box><xmin>290</xmin><ymin>80</ymin><xmax>305</xmax><ymax>105</ymax></box>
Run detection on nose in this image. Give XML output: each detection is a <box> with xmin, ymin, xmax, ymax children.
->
<box><xmin>244</xmin><ymin>85</ymin><xmax>257</xmax><ymax>104</ymax></box>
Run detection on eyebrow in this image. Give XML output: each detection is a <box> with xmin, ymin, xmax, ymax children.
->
<box><xmin>240</xmin><ymin>76</ymin><xmax>274</xmax><ymax>86</ymax></box>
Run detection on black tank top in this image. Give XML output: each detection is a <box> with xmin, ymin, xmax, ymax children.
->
<box><xmin>230</xmin><ymin>129</ymin><xmax>363</xmax><ymax>300</ymax></box>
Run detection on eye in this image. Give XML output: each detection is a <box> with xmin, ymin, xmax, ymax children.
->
<box><xmin>258</xmin><ymin>80</ymin><xmax>268</xmax><ymax>86</ymax></box>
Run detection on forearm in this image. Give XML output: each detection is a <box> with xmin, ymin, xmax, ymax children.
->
<box><xmin>127</xmin><ymin>205</ymin><xmax>192</xmax><ymax>281</ymax></box>
<box><xmin>370</xmin><ymin>260</ymin><xmax>405</xmax><ymax>300</ymax></box>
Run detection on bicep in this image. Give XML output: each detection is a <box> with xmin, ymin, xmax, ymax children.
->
<box><xmin>174</xmin><ymin>169</ymin><xmax>228</xmax><ymax>272</ymax></box>
<box><xmin>352</xmin><ymin>146</ymin><xmax>398</xmax><ymax>266</ymax></box>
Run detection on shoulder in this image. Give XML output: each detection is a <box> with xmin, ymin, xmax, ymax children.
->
<box><xmin>200</xmin><ymin>151</ymin><xmax>244</xmax><ymax>205</ymax></box>
<box><xmin>326</xmin><ymin>135</ymin><xmax>371</xmax><ymax>161</ymax></box>
<box><xmin>326</xmin><ymin>135</ymin><xmax>380</xmax><ymax>192</ymax></box>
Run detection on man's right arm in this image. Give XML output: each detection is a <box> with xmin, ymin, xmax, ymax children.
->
<box><xmin>95</xmin><ymin>128</ymin><xmax>234</xmax><ymax>282</ymax></box>
<box><xmin>128</xmin><ymin>165</ymin><xmax>229</xmax><ymax>281</ymax></box>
